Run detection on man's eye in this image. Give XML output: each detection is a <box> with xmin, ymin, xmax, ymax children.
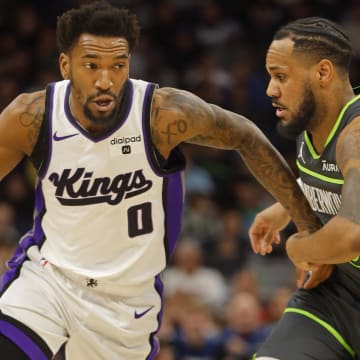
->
<box><xmin>85</xmin><ymin>63</ymin><xmax>97</xmax><ymax>69</ymax></box>
<box><xmin>277</xmin><ymin>74</ymin><xmax>286</xmax><ymax>81</ymax></box>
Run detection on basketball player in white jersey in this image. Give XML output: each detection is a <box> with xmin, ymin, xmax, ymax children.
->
<box><xmin>0</xmin><ymin>2</ymin><xmax>323</xmax><ymax>359</ymax></box>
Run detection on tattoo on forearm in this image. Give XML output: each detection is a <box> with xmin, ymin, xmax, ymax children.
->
<box><xmin>234</xmin><ymin>126</ymin><xmax>320</xmax><ymax>231</ymax></box>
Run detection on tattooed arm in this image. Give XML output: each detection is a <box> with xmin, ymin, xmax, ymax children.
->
<box><xmin>151</xmin><ymin>87</ymin><xmax>320</xmax><ymax>232</ymax></box>
<box><xmin>0</xmin><ymin>91</ymin><xmax>45</xmax><ymax>180</ymax></box>
<box><xmin>287</xmin><ymin>117</ymin><xmax>360</xmax><ymax>266</ymax></box>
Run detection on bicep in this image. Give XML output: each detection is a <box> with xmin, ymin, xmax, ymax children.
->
<box><xmin>152</xmin><ymin>87</ymin><xmax>262</xmax><ymax>154</ymax></box>
<box><xmin>0</xmin><ymin>91</ymin><xmax>45</xmax><ymax>179</ymax></box>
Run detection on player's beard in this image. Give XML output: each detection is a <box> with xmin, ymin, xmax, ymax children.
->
<box><xmin>83</xmin><ymin>90</ymin><xmax>122</xmax><ymax>128</ymax></box>
<box><xmin>276</xmin><ymin>84</ymin><xmax>316</xmax><ymax>140</ymax></box>
<box><xmin>69</xmin><ymin>73</ymin><xmax>123</xmax><ymax>128</ymax></box>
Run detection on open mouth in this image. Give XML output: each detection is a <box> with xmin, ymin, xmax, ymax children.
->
<box><xmin>272</xmin><ymin>102</ymin><xmax>287</xmax><ymax>118</ymax></box>
<box><xmin>93</xmin><ymin>96</ymin><xmax>115</xmax><ymax>112</ymax></box>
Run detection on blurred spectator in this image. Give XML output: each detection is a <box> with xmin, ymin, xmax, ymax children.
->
<box><xmin>0</xmin><ymin>201</ymin><xmax>17</xmax><ymax>237</ymax></box>
<box><xmin>181</xmin><ymin>193</ymin><xmax>220</xmax><ymax>245</ymax></box>
<box><xmin>249</xmin><ymin>254</ymin><xmax>296</xmax><ymax>300</ymax></box>
<box><xmin>229</xmin><ymin>269</ymin><xmax>261</xmax><ymax>299</ymax></box>
<box><xmin>171</xmin><ymin>297</ymin><xmax>223</xmax><ymax>359</ymax></box>
<box><xmin>0</xmin><ymin>77</ymin><xmax>19</xmax><ymax>112</ymax></box>
<box><xmin>264</xmin><ymin>285</ymin><xmax>294</xmax><ymax>326</ymax></box>
<box><xmin>0</xmin><ymin>227</ymin><xmax>19</xmax><ymax>278</ymax></box>
<box><xmin>0</xmin><ymin>201</ymin><xmax>20</xmax><ymax>278</ymax></box>
<box><xmin>183</xmin><ymin>144</ymin><xmax>216</xmax><ymax>197</ymax></box>
<box><xmin>0</xmin><ymin>169</ymin><xmax>34</xmax><ymax>234</ymax></box>
<box><xmin>219</xmin><ymin>291</ymin><xmax>270</xmax><ymax>359</ymax></box>
<box><xmin>195</xmin><ymin>0</ymin><xmax>242</xmax><ymax>50</ymax></box>
<box><xmin>341</xmin><ymin>0</ymin><xmax>360</xmax><ymax>56</ymax></box>
<box><xmin>231</xmin><ymin>176</ymin><xmax>274</xmax><ymax>238</ymax></box>
<box><xmin>205</xmin><ymin>209</ymin><xmax>251</xmax><ymax>278</ymax></box>
<box><xmin>184</xmin><ymin>51</ymin><xmax>232</xmax><ymax>107</ymax></box>
<box><xmin>163</xmin><ymin>239</ymin><xmax>228</xmax><ymax>313</ymax></box>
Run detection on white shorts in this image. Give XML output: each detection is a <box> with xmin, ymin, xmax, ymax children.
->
<box><xmin>0</xmin><ymin>253</ymin><xmax>163</xmax><ymax>360</ymax></box>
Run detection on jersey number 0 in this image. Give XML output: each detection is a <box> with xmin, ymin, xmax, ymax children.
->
<box><xmin>127</xmin><ymin>202</ymin><xmax>153</xmax><ymax>237</ymax></box>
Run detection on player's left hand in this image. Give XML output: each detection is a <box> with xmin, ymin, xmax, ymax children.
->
<box><xmin>297</xmin><ymin>265</ymin><xmax>334</xmax><ymax>289</ymax></box>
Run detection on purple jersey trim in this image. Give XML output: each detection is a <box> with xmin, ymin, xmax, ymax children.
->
<box><xmin>142</xmin><ymin>83</ymin><xmax>158</xmax><ymax>175</ymax></box>
<box><xmin>39</xmin><ymin>83</ymin><xmax>55</xmax><ymax>180</ymax></box>
<box><xmin>64</xmin><ymin>81</ymin><xmax>134</xmax><ymax>142</ymax></box>
<box><xmin>165</xmin><ymin>173</ymin><xmax>183</xmax><ymax>257</ymax></box>
<box><xmin>146</xmin><ymin>274</ymin><xmax>164</xmax><ymax>359</ymax></box>
<box><xmin>0</xmin><ymin>182</ymin><xmax>46</xmax><ymax>292</ymax></box>
<box><xmin>0</xmin><ymin>320</ymin><xmax>50</xmax><ymax>360</ymax></box>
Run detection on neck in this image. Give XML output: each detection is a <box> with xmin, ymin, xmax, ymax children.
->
<box><xmin>308</xmin><ymin>82</ymin><xmax>355</xmax><ymax>153</ymax></box>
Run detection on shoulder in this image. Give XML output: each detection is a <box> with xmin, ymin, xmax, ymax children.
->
<box><xmin>5</xmin><ymin>90</ymin><xmax>46</xmax><ymax>121</ymax></box>
<box><xmin>1</xmin><ymin>90</ymin><xmax>46</xmax><ymax>156</ymax></box>
<box><xmin>337</xmin><ymin>115</ymin><xmax>360</xmax><ymax>146</ymax></box>
<box><xmin>152</xmin><ymin>86</ymin><xmax>214</xmax><ymax>122</ymax></box>
<box><xmin>153</xmin><ymin>87</ymin><xmax>202</xmax><ymax>107</ymax></box>
<box><xmin>153</xmin><ymin>87</ymin><xmax>178</xmax><ymax>106</ymax></box>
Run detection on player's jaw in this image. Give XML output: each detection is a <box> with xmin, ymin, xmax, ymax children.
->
<box><xmin>83</xmin><ymin>91</ymin><xmax>121</xmax><ymax>125</ymax></box>
<box><xmin>275</xmin><ymin>84</ymin><xmax>316</xmax><ymax>139</ymax></box>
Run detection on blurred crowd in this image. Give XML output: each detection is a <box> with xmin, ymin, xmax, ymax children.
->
<box><xmin>0</xmin><ymin>0</ymin><xmax>360</xmax><ymax>359</ymax></box>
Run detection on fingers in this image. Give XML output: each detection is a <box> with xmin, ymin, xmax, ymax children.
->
<box><xmin>260</xmin><ymin>231</ymin><xmax>281</xmax><ymax>255</ymax></box>
<box><xmin>249</xmin><ymin>231</ymin><xmax>260</xmax><ymax>253</ymax></box>
<box><xmin>249</xmin><ymin>230</ymin><xmax>280</xmax><ymax>255</ymax></box>
<box><xmin>303</xmin><ymin>270</ymin><xmax>322</xmax><ymax>289</ymax></box>
<box><xmin>296</xmin><ymin>269</ymin><xmax>308</xmax><ymax>288</ymax></box>
<box><xmin>301</xmin><ymin>265</ymin><xmax>334</xmax><ymax>289</ymax></box>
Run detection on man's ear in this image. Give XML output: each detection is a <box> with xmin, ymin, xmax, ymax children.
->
<box><xmin>317</xmin><ymin>59</ymin><xmax>333</xmax><ymax>85</ymax></box>
<box><xmin>59</xmin><ymin>53</ymin><xmax>70</xmax><ymax>80</ymax></box>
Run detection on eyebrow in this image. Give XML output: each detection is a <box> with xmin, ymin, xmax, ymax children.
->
<box><xmin>267</xmin><ymin>64</ymin><xmax>288</xmax><ymax>70</ymax></box>
<box><xmin>80</xmin><ymin>53</ymin><xmax>129</xmax><ymax>60</ymax></box>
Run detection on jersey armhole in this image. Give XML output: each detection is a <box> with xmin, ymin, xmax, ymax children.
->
<box><xmin>143</xmin><ymin>83</ymin><xmax>186</xmax><ymax>175</ymax></box>
<box><xmin>29</xmin><ymin>83</ymin><xmax>53</xmax><ymax>178</ymax></box>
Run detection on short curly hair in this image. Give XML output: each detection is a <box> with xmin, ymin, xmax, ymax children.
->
<box><xmin>56</xmin><ymin>1</ymin><xmax>140</xmax><ymax>53</ymax></box>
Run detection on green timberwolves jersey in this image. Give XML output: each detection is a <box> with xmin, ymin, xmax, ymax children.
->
<box><xmin>296</xmin><ymin>94</ymin><xmax>360</xmax><ymax>293</ymax></box>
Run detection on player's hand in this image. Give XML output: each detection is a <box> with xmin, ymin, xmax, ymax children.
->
<box><xmin>297</xmin><ymin>265</ymin><xmax>334</xmax><ymax>289</ymax></box>
<box><xmin>249</xmin><ymin>202</ymin><xmax>291</xmax><ymax>255</ymax></box>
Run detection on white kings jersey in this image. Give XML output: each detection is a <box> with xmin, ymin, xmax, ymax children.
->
<box><xmin>2</xmin><ymin>79</ymin><xmax>186</xmax><ymax>296</ymax></box>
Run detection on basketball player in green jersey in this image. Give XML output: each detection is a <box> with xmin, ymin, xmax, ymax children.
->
<box><xmin>250</xmin><ymin>17</ymin><xmax>360</xmax><ymax>359</ymax></box>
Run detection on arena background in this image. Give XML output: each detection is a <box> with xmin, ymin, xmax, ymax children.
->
<box><xmin>0</xmin><ymin>1</ymin><xmax>358</xmax><ymax>359</ymax></box>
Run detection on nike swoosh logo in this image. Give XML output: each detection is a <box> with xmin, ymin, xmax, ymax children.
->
<box><xmin>53</xmin><ymin>131</ymin><xmax>79</xmax><ymax>141</ymax></box>
<box><xmin>134</xmin><ymin>306</ymin><xmax>154</xmax><ymax>319</ymax></box>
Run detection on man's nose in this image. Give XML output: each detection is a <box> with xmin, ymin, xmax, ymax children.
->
<box><xmin>95</xmin><ymin>69</ymin><xmax>113</xmax><ymax>90</ymax></box>
<box><xmin>266</xmin><ymin>80</ymin><xmax>280</xmax><ymax>98</ymax></box>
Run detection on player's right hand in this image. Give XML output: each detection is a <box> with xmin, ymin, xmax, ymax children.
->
<box><xmin>249</xmin><ymin>202</ymin><xmax>291</xmax><ymax>255</ymax></box>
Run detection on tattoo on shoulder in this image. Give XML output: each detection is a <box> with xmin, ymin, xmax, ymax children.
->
<box><xmin>152</xmin><ymin>88</ymin><xmax>221</xmax><ymax>146</ymax></box>
<box><xmin>161</xmin><ymin>118</ymin><xmax>187</xmax><ymax>144</ymax></box>
<box><xmin>19</xmin><ymin>94</ymin><xmax>45</xmax><ymax>149</ymax></box>
<box><xmin>151</xmin><ymin>91</ymin><xmax>194</xmax><ymax>146</ymax></box>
